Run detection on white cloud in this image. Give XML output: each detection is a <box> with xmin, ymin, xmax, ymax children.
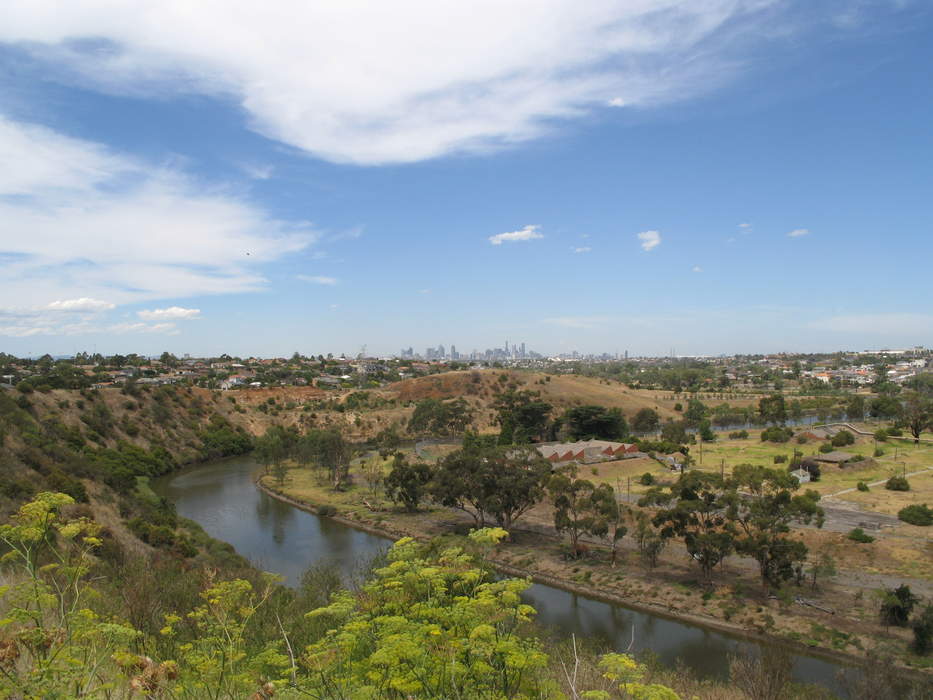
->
<box><xmin>692</xmin><ymin>265</ymin><xmax>702</xmax><ymax>272</ymax></box>
<box><xmin>787</xmin><ymin>228</ymin><xmax>809</xmax><ymax>237</ymax></box>
<box><xmin>240</xmin><ymin>162</ymin><xmax>274</xmax><ymax>180</ymax></box>
<box><xmin>138</xmin><ymin>306</ymin><xmax>201</xmax><ymax>321</ymax></box>
<box><xmin>738</xmin><ymin>222</ymin><xmax>751</xmax><ymax>230</ymax></box>
<box><xmin>489</xmin><ymin>225</ymin><xmax>543</xmax><ymax>246</ymax></box>
<box><xmin>572</xmin><ymin>246</ymin><xmax>592</xmax><ymax>254</ymax></box>
<box><xmin>0</xmin><ymin>1</ymin><xmax>787</xmax><ymax>165</ymax></box>
<box><xmin>47</xmin><ymin>297</ymin><xmax>115</xmax><ymax>312</ymax></box>
<box><xmin>637</xmin><ymin>230</ymin><xmax>661</xmax><ymax>252</ymax></box>
<box><xmin>297</xmin><ymin>275</ymin><xmax>337</xmax><ymax>285</ymax></box>
<box><xmin>0</xmin><ymin>115</ymin><xmax>315</xmax><ymax>313</ymax></box>
<box><xmin>109</xmin><ymin>322</ymin><xmax>179</xmax><ymax>335</ymax></box>
<box><xmin>419</xmin><ymin>288</ymin><xmax>432</xmax><ymax>294</ymax></box>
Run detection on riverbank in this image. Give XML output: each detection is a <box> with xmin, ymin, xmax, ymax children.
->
<box><xmin>255</xmin><ymin>473</ymin><xmax>930</xmax><ymax>680</ymax></box>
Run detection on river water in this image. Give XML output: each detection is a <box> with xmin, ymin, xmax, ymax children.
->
<box><xmin>155</xmin><ymin>455</ymin><xmax>853</xmax><ymax>695</ymax></box>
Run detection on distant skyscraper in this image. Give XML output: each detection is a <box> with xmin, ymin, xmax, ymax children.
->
<box><xmin>520</xmin><ymin>342</ymin><xmax>526</xmax><ymax>358</ymax></box>
<box><xmin>450</xmin><ymin>344</ymin><xmax>458</xmax><ymax>360</ymax></box>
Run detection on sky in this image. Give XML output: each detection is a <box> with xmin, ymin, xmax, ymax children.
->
<box><xmin>1</xmin><ymin>0</ymin><xmax>931</xmax><ymax>358</ymax></box>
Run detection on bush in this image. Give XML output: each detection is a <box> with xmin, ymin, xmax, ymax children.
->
<box><xmin>874</xmin><ymin>428</ymin><xmax>888</xmax><ymax>442</ymax></box>
<box><xmin>773</xmin><ymin>455</ymin><xmax>787</xmax><ymax>464</ymax></box>
<box><xmin>873</xmin><ymin>447</ymin><xmax>885</xmax><ymax>457</ymax></box>
<box><xmin>886</xmin><ymin>475</ymin><xmax>910</xmax><ymax>492</ymax></box>
<box><xmin>831</xmin><ymin>430</ymin><xmax>855</xmax><ymax>447</ymax></box>
<box><xmin>760</xmin><ymin>426</ymin><xmax>793</xmax><ymax>443</ymax></box>
<box><xmin>887</xmin><ymin>426</ymin><xmax>903</xmax><ymax>437</ymax></box>
<box><xmin>796</xmin><ymin>435</ymin><xmax>808</xmax><ymax>444</ymax></box>
<box><xmin>880</xmin><ymin>585</ymin><xmax>918</xmax><ymax>627</ymax></box>
<box><xmin>857</xmin><ymin>481</ymin><xmax>870</xmax><ymax>492</ymax></box>
<box><xmin>639</xmin><ymin>472</ymin><xmax>655</xmax><ymax>486</ymax></box>
<box><xmin>912</xmin><ymin>604</ymin><xmax>933</xmax><ymax>655</ymax></box>
<box><xmin>728</xmin><ymin>430</ymin><xmax>749</xmax><ymax>439</ymax></box>
<box><xmin>317</xmin><ymin>504</ymin><xmax>337</xmax><ymax>517</ymax></box>
<box><xmin>819</xmin><ymin>443</ymin><xmax>834</xmax><ymax>454</ymax></box>
<box><xmin>847</xmin><ymin>528</ymin><xmax>875</xmax><ymax>543</ymax></box>
<box><xmin>898</xmin><ymin>504</ymin><xmax>933</xmax><ymax>527</ymax></box>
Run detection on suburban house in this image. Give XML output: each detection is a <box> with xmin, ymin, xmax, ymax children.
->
<box><xmin>790</xmin><ymin>468</ymin><xmax>811</xmax><ymax>483</ymax></box>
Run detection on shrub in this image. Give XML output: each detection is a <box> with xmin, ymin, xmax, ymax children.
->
<box><xmin>639</xmin><ymin>472</ymin><xmax>655</xmax><ymax>486</ymax></box>
<box><xmin>874</xmin><ymin>428</ymin><xmax>888</xmax><ymax>442</ymax></box>
<box><xmin>796</xmin><ymin>435</ymin><xmax>808</xmax><ymax>444</ymax></box>
<box><xmin>880</xmin><ymin>585</ymin><xmax>918</xmax><ymax>627</ymax></box>
<box><xmin>831</xmin><ymin>430</ymin><xmax>855</xmax><ymax>447</ymax></box>
<box><xmin>873</xmin><ymin>447</ymin><xmax>885</xmax><ymax>457</ymax></box>
<box><xmin>848</xmin><ymin>454</ymin><xmax>865</xmax><ymax>463</ymax></box>
<box><xmin>912</xmin><ymin>604</ymin><xmax>933</xmax><ymax>655</ymax></box>
<box><xmin>773</xmin><ymin>455</ymin><xmax>787</xmax><ymax>464</ymax></box>
<box><xmin>857</xmin><ymin>481</ymin><xmax>870</xmax><ymax>492</ymax></box>
<box><xmin>760</xmin><ymin>426</ymin><xmax>793</xmax><ymax>443</ymax></box>
<box><xmin>317</xmin><ymin>504</ymin><xmax>337</xmax><ymax>517</ymax></box>
<box><xmin>847</xmin><ymin>528</ymin><xmax>875</xmax><ymax>543</ymax></box>
<box><xmin>15</xmin><ymin>381</ymin><xmax>33</xmax><ymax>394</ymax></box>
<box><xmin>898</xmin><ymin>504</ymin><xmax>933</xmax><ymax>527</ymax></box>
<box><xmin>886</xmin><ymin>475</ymin><xmax>910</xmax><ymax>492</ymax></box>
<box><xmin>819</xmin><ymin>443</ymin><xmax>834</xmax><ymax>454</ymax></box>
<box><xmin>728</xmin><ymin>430</ymin><xmax>749</xmax><ymax>439</ymax></box>
<box><xmin>887</xmin><ymin>427</ymin><xmax>903</xmax><ymax>437</ymax></box>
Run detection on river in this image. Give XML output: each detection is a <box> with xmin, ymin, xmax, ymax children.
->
<box><xmin>155</xmin><ymin>455</ymin><xmax>854</xmax><ymax>696</ymax></box>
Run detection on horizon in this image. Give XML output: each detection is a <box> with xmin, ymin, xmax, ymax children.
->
<box><xmin>2</xmin><ymin>2</ymin><xmax>932</xmax><ymax>357</ymax></box>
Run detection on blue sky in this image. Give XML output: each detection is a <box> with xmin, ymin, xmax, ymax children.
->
<box><xmin>1</xmin><ymin>1</ymin><xmax>931</xmax><ymax>357</ymax></box>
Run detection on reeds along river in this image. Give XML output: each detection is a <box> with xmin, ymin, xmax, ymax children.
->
<box><xmin>155</xmin><ymin>455</ymin><xmax>853</xmax><ymax>697</ymax></box>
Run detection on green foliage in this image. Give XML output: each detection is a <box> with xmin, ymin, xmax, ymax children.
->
<box><xmin>728</xmin><ymin>429</ymin><xmax>749</xmax><ymax>439</ymax></box>
<box><xmin>384</xmin><ymin>453</ymin><xmax>432</xmax><ymax>512</ymax></box>
<box><xmin>911</xmin><ymin>604</ymin><xmax>933</xmax><ymax>655</ymax></box>
<box><xmin>198</xmin><ymin>415</ymin><xmax>253</xmax><ymax>460</ymax></box>
<box><xmin>408</xmin><ymin>397</ymin><xmax>473</xmax><ymax>436</ymax></box>
<box><xmin>857</xmin><ymin>481</ymin><xmax>870</xmax><ymax>492</ymax></box>
<box><xmin>640</xmin><ymin>471</ymin><xmax>734</xmax><ymax>582</ymax></box>
<box><xmin>727</xmin><ymin>464</ymin><xmax>823</xmax><ymax>592</ymax></box>
<box><xmin>831</xmin><ymin>429</ymin><xmax>855</xmax><ymax>447</ymax></box>
<box><xmin>879</xmin><ymin>584</ymin><xmax>918</xmax><ymax>627</ymax></box>
<box><xmin>885</xmin><ymin>475</ymin><xmax>910</xmax><ymax>492</ymax></box>
<box><xmin>493</xmin><ymin>388</ymin><xmax>552</xmax><ymax>445</ymax></box>
<box><xmin>758</xmin><ymin>394</ymin><xmax>787</xmax><ymax>425</ymax></box>
<box><xmin>760</xmin><ymin>426</ymin><xmax>794</xmax><ymax>443</ymax></box>
<box><xmin>874</xmin><ymin>428</ymin><xmax>888</xmax><ymax>441</ymax></box>
<box><xmin>639</xmin><ymin>472</ymin><xmax>655</xmax><ymax>486</ymax></box>
<box><xmin>563</xmin><ymin>404</ymin><xmax>628</xmax><ymax>441</ymax></box>
<box><xmin>897</xmin><ymin>503</ymin><xmax>933</xmax><ymax>526</ymax></box>
<box><xmin>547</xmin><ymin>467</ymin><xmax>616</xmax><ymax>558</ymax></box>
<box><xmin>773</xmin><ymin>454</ymin><xmax>787</xmax><ymax>464</ymax></box>
<box><xmin>818</xmin><ymin>442</ymin><xmax>834</xmax><ymax>453</ymax></box>
<box><xmin>632</xmin><ymin>408</ymin><xmax>660</xmax><ymax>434</ymax></box>
<box><xmin>660</xmin><ymin>420</ymin><xmax>689</xmax><ymax>445</ymax></box>
<box><xmin>847</xmin><ymin>527</ymin><xmax>875</xmax><ymax>543</ymax></box>
<box><xmin>430</xmin><ymin>445</ymin><xmax>550</xmax><ymax>528</ymax></box>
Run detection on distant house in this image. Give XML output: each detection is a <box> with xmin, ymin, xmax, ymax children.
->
<box><xmin>790</xmin><ymin>468</ymin><xmax>811</xmax><ymax>484</ymax></box>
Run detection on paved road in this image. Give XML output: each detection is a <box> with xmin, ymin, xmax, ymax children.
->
<box><xmin>816</xmin><ymin>500</ymin><xmax>901</xmax><ymax>533</ymax></box>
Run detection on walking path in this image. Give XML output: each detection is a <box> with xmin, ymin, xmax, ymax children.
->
<box><xmin>824</xmin><ymin>466</ymin><xmax>933</xmax><ymax>498</ymax></box>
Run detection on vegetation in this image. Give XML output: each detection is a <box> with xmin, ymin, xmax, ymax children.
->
<box><xmin>885</xmin><ymin>475</ymin><xmax>911</xmax><ymax>492</ymax></box>
<box><xmin>897</xmin><ymin>503</ymin><xmax>933</xmax><ymax>526</ymax></box>
<box><xmin>847</xmin><ymin>527</ymin><xmax>875</xmax><ymax>543</ymax></box>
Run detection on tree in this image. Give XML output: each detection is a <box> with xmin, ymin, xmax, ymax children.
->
<box><xmin>758</xmin><ymin>394</ymin><xmax>787</xmax><ymax>425</ymax></box>
<box><xmin>430</xmin><ymin>446</ymin><xmax>550</xmax><ymax>529</ymax></box>
<box><xmin>869</xmin><ymin>395</ymin><xmax>902</xmax><ymax>420</ymax></box>
<box><xmin>660</xmin><ymin>420</ymin><xmax>688</xmax><ymax>445</ymax></box>
<box><xmin>300</xmin><ymin>428</ymin><xmax>352</xmax><ymax>490</ymax></box>
<box><xmin>493</xmin><ymin>388</ymin><xmax>552</xmax><ymax>444</ymax></box>
<box><xmin>684</xmin><ymin>397</ymin><xmax>708</xmax><ymax>423</ymax></box>
<box><xmin>846</xmin><ymin>395</ymin><xmax>866</xmax><ymax>421</ymax></box>
<box><xmin>408</xmin><ymin>398</ymin><xmax>473</xmax><ymax>436</ymax></box>
<box><xmin>547</xmin><ymin>467</ymin><xmax>601</xmax><ymax>557</ymax></box>
<box><xmin>902</xmin><ymin>391</ymin><xmax>933</xmax><ymax>445</ymax></box>
<box><xmin>374</xmin><ymin>426</ymin><xmax>402</xmax><ymax>457</ymax></box>
<box><xmin>879</xmin><ymin>584</ymin><xmax>918</xmax><ymax>628</ymax></box>
<box><xmin>562</xmin><ymin>405</ymin><xmax>628</xmax><ymax>441</ymax></box>
<box><xmin>632</xmin><ymin>407</ymin><xmax>660</xmax><ymax>435</ymax></box>
<box><xmin>911</xmin><ymin>603</ymin><xmax>933</xmax><ymax>655</ymax></box>
<box><xmin>698</xmin><ymin>419</ymin><xmax>715</xmax><ymax>442</ymax></box>
<box><xmin>360</xmin><ymin>454</ymin><xmax>386</xmax><ymax>496</ymax></box>
<box><xmin>640</xmin><ymin>471</ymin><xmax>735</xmax><ymax>583</ymax></box>
<box><xmin>727</xmin><ymin>464</ymin><xmax>824</xmax><ymax>593</ymax></box>
<box><xmin>254</xmin><ymin>425</ymin><xmax>298</xmax><ymax>475</ymax></box>
<box><xmin>271</xmin><ymin>460</ymin><xmax>288</xmax><ymax>487</ymax></box>
<box><xmin>384</xmin><ymin>453</ymin><xmax>432</xmax><ymax>512</ymax></box>
<box><xmin>633</xmin><ymin>510</ymin><xmax>666</xmax><ymax>569</ymax></box>
<box><xmin>831</xmin><ymin>429</ymin><xmax>855</xmax><ymax>447</ymax></box>
<box><xmin>808</xmin><ymin>551</ymin><xmax>837</xmax><ymax>591</ymax></box>
<box><xmin>587</xmin><ymin>484</ymin><xmax>627</xmax><ymax>566</ymax></box>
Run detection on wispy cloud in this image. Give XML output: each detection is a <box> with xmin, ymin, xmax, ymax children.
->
<box><xmin>0</xmin><ymin>115</ymin><xmax>316</xmax><ymax>314</ymax></box>
<box><xmin>489</xmin><ymin>225</ymin><xmax>543</xmax><ymax>246</ymax></box>
<box><xmin>240</xmin><ymin>162</ymin><xmax>274</xmax><ymax>180</ymax></box>
<box><xmin>47</xmin><ymin>298</ymin><xmax>115</xmax><ymax>312</ymax></box>
<box><xmin>637</xmin><ymin>230</ymin><xmax>661</xmax><ymax>252</ymax></box>
<box><xmin>138</xmin><ymin>306</ymin><xmax>201</xmax><ymax>321</ymax></box>
<box><xmin>738</xmin><ymin>222</ymin><xmax>751</xmax><ymax>231</ymax></box>
<box><xmin>0</xmin><ymin>2</ymin><xmax>805</xmax><ymax>165</ymax></box>
<box><xmin>572</xmin><ymin>246</ymin><xmax>592</xmax><ymax>254</ymax></box>
<box><xmin>297</xmin><ymin>275</ymin><xmax>337</xmax><ymax>285</ymax></box>
<box><xmin>787</xmin><ymin>228</ymin><xmax>810</xmax><ymax>238</ymax></box>
<box><xmin>692</xmin><ymin>266</ymin><xmax>702</xmax><ymax>273</ymax></box>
